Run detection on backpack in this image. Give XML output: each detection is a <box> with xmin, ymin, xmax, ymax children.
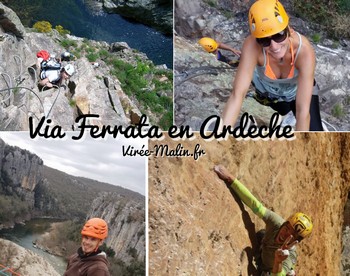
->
<box><xmin>41</xmin><ymin>59</ymin><xmax>61</xmax><ymax>71</ymax></box>
<box><xmin>37</xmin><ymin>50</ymin><xmax>62</xmax><ymax>80</ymax></box>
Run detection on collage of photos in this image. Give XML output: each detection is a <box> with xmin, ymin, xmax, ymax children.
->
<box><xmin>0</xmin><ymin>0</ymin><xmax>349</xmax><ymax>275</ymax></box>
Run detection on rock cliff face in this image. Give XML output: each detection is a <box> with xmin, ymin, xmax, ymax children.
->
<box><xmin>174</xmin><ymin>0</ymin><xmax>350</xmax><ymax>131</ymax></box>
<box><xmin>101</xmin><ymin>0</ymin><xmax>173</xmax><ymax>35</ymax></box>
<box><xmin>0</xmin><ymin>139</ymin><xmax>43</xmax><ymax>206</ymax></box>
<box><xmin>149</xmin><ymin>133</ymin><xmax>350</xmax><ymax>275</ymax></box>
<box><xmin>0</xmin><ymin>3</ymin><xmax>171</xmax><ymax>131</ymax></box>
<box><xmin>0</xmin><ymin>238</ymin><xmax>60</xmax><ymax>276</ymax></box>
<box><xmin>88</xmin><ymin>192</ymin><xmax>145</xmax><ymax>263</ymax></box>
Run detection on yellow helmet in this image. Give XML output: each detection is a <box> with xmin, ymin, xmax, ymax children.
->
<box><xmin>287</xmin><ymin>212</ymin><xmax>313</xmax><ymax>239</ymax></box>
<box><xmin>198</xmin><ymin>37</ymin><xmax>218</xmax><ymax>53</ymax></box>
<box><xmin>248</xmin><ymin>0</ymin><xmax>289</xmax><ymax>38</ymax></box>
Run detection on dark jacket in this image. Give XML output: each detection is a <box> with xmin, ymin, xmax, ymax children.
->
<box><xmin>64</xmin><ymin>247</ymin><xmax>110</xmax><ymax>276</ymax></box>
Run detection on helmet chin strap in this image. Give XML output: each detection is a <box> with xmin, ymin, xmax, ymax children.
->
<box><xmin>94</xmin><ymin>239</ymin><xmax>103</xmax><ymax>252</ymax></box>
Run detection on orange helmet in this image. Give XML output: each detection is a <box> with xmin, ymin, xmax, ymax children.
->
<box><xmin>198</xmin><ymin>37</ymin><xmax>218</xmax><ymax>53</ymax></box>
<box><xmin>287</xmin><ymin>212</ymin><xmax>313</xmax><ymax>239</ymax></box>
<box><xmin>248</xmin><ymin>0</ymin><xmax>289</xmax><ymax>38</ymax></box>
<box><xmin>81</xmin><ymin>218</ymin><xmax>108</xmax><ymax>240</ymax></box>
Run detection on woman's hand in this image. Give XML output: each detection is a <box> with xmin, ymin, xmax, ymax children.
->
<box><xmin>214</xmin><ymin>165</ymin><xmax>234</xmax><ymax>184</ymax></box>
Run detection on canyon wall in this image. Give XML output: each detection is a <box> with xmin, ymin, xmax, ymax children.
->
<box><xmin>0</xmin><ymin>139</ymin><xmax>43</xmax><ymax>208</ymax></box>
<box><xmin>88</xmin><ymin>192</ymin><xmax>145</xmax><ymax>263</ymax></box>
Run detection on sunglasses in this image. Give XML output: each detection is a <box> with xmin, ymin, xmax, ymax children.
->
<box><xmin>256</xmin><ymin>29</ymin><xmax>288</xmax><ymax>47</ymax></box>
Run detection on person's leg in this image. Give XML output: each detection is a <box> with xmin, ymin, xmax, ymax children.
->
<box><xmin>309</xmin><ymin>95</ymin><xmax>323</xmax><ymax>131</ymax></box>
<box><xmin>308</xmin><ymin>82</ymin><xmax>323</xmax><ymax>131</ymax></box>
<box><xmin>286</xmin><ymin>96</ymin><xmax>323</xmax><ymax>131</ymax></box>
<box><xmin>289</xmin><ymin>83</ymin><xmax>323</xmax><ymax>131</ymax></box>
<box><xmin>36</xmin><ymin>58</ymin><xmax>43</xmax><ymax>78</ymax></box>
<box><xmin>268</xmin><ymin>101</ymin><xmax>292</xmax><ymax>116</ymax></box>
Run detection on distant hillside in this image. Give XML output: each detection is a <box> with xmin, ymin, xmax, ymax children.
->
<box><xmin>0</xmin><ymin>138</ymin><xmax>145</xmax><ymax>224</ymax></box>
<box><xmin>36</xmin><ymin>166</ymin><xmax>144</xmax><ymax>219</ymax></box>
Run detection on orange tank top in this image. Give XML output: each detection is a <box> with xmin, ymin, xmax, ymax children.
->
<box><xmin>265</xmin><ymin>39</ymin><xmax>296</xmax><ymax>80</ymax></box>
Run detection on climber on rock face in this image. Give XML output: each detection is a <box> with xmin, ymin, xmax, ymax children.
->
<box><xmin>198</xmin><ymin>37</ymin><xmax>241</xmax><ymax>67</ymax></box>
<box><xmin>220</xmin><ymin>0</ymin><xmax>323</xmax><ymax>131</ymax></box>
<box><xmin>38</xmin><ymin>63</ymin><xmax>75</xmax><ymax>88</ymax></box>
<box><xmin>36</xmin><ymin>50</ymin><xmax>75</xmax><ymax>88</ymax></box>
<box><xmin>214</xmin><ymin>165</ymin><xmax>313</xmax><ymax>276</ymax></box>
<box><xmin>64</xmin><ymin>218</ymin><xmax>111</xmax><ymax>276</ymax></box>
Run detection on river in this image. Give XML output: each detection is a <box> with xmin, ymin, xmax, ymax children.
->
<box><xmin>0</xmin><ymin>218</ymin><xmax>67</xmax><ymax>275</ymax></box>
<box><xmin>4</xmin><ymin>0</ymin><xmax>173</xmax><ymax>68</ymax></box>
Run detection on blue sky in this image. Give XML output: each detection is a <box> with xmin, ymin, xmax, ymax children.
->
<box><xmin>0</xmin><ymin>132</ymin><xmax>147</xmax><ymax>195</ymax></box>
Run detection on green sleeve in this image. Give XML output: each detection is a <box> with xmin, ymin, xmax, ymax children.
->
<box><xmin>271</xmin><ymin>272</ymin><xmax>285</xmax><ymax>276</ymax></box>
<box><xmin>230</xmin><ymin>179</ymin><xmax>266</xmax><ymax>218</ymax></box>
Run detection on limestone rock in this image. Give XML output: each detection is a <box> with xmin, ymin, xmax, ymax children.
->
<box><xmin>0</xmin><ymin>2</ymin><xmax>25</xmax><ymax>38</ymax></box>
<box><xmin>149</xmin><ymin>134</ymin><xmax>350</xmax><ymax>275</ymax></box>
<box><xmin>0</xmin><ymin>238</ymin><xmax>60</xmax><ymax>276</ymax></box>
<box><xmin>87</xmin><ymin>192</ymin><xmax>145</xmax><ymax>264</ymax></box>
<box><xmin>102</xmin><ymin>0</ymin><xmax>173</xmax><ymax>35</ymax></box>
<box><xmin>0</xmin><ymin>139</ymin><xmax>43</xmax><ymax>193</ymax></box>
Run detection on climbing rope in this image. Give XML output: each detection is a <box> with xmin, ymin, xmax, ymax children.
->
<box><xmin>0</xmin><ymin>263</ymin><xmax>21</xmax><ymax>276</ymax></box>
<box><xmin>13</xmin><ymin>55</ymin><xmax>24</xmax><ymax>83</ymax></box>
<box><xmin>321</xmin><ymin>119</ymin><xmax>337</xmax><ymax>132</ymax></box>
<box><xmin>0</xmin><ymin>72</ymin><xmax>12</xmax><ymax>106</ymax></box>
<box><xmin>45</xmin><ymin>85</ymin><xmax>61</xmax><ymax>119</ymax></box>
<box><xmin>0</xmin><ymin>86</ymin><xmax>45</xmax><ymax>112</ymax></box>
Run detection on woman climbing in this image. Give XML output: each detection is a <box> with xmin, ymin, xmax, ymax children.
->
<box><xmin>214</xmin><ymin>164</ymin><xmax>313</xmax><ymax>276</ymax></box>
<box><xmin>221</xmin><ymin>0</ymin><xmax>323</xmax><ymax>131</ymax></box>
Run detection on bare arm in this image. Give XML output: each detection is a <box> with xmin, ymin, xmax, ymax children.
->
<box><xmin>295</xmin><ymin>36</ymin><xmax>315</xmax><ymax>131</ymax></box>
<box><xmin>39</xmin><ymin>78</ymin><xmax>53</xmax><ymax>88</ymax></box>
<box><xmin>217</xmin><ymin>42</ymin><xmax>241</xmax><ymax>56</ymax></box>
<box><xmin>221</xmin><ymin>36</ymin><xmax>258</xmax><ymax>128</ymax></box>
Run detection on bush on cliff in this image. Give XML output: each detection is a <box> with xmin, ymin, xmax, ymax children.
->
<box><xmin>33</xmin><ymin>21</ymin><xmax>52</xmax><ymax>33</ymax></box>
<box><xmin>293</xmin><ymin>0</ymin><xmax>350</xmax><ymax>39</ymax></box>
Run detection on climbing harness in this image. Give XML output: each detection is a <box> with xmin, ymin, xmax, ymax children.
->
<box><xmin>245</xmin><ymin>82</ymin><xmax>339</xmax><ymax>131</ymax></box>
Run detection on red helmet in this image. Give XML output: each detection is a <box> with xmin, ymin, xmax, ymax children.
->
<box><xmin>81</xmin><ymin>218</ymin><xmax>108</xmax><ymax>240</ymax></box>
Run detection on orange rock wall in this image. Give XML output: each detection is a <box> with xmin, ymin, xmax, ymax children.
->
<box><xmin>149</xmin><ymin>133</ymin><xmax>350</xmax><ymax>275</ymax></box>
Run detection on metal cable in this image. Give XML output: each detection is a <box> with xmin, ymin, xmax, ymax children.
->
<box><xmin>13</xmin><ymin>55</ymin><xmax>24</xmax><ymax>83</ymax></box>
<box><xmin>175</xmin><ymin>65</ymin><xmax>236</xmax><ymax>86</ymax></box>
<box><xmin>45</xmin><ymin>85</ymin><xmax>62</xmax><ymax>118</ymax></box>
<box><xmin>0</xmin><ymin>73</ymin><xmax>13</xmax><ymax>106</ymax></box>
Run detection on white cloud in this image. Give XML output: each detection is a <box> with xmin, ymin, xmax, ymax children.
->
<box><xmin>0</xmin><ymin>132</ymin><xmax>147</xmax><ymax>195</ymax></box>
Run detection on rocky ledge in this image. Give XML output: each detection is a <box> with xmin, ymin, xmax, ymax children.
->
<box><xmin>0</xmin><ymin>238</ymin><xmax>60</xmax><ymax>276</ymax></box>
